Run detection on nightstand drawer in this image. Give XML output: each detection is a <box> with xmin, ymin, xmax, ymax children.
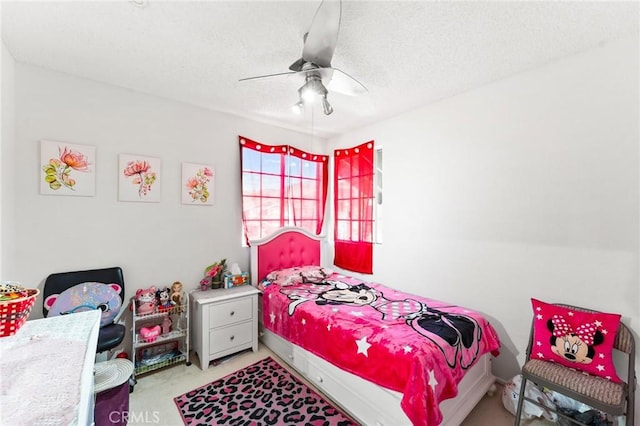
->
<box><xmin>209</xmin><ymin>297</ymin><xmax>253</xmax><ymax>328</ymax></box>
<box><xmin>191</xmin><ymin>286</ymin><xmax>260</xmax><ymax>370</ymax></box>
<box><xmin>209</xmin><ymin>321</ymin><xmax>253</xmax><ymax>355</ymax></box>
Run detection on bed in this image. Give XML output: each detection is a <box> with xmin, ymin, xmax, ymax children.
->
<box><xmin>250</xmin><ymin>227</ymin><xmax>501</xmax><ymax>426</ymax></box>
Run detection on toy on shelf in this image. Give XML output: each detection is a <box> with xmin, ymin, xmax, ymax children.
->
<box><xmin>135</xmin><ymin>286</ymin><xmax>157</xmax><ymax>315</ymax></box>
<box><xmin>137</xmin><ymin>341</ymin><xmax>180</xmax><ymax>367</ymax></box>
<box><xmin>161</xmin><ymin>315</ymin><xmax>172</xmax><ymax>335</ymax></box>
<box><xmin>156</xmin><ymin>287</ymin><xmax>175</xmax><ymax>311</ymax></box>
<box><xmin>140</xmin><ymin>325</ymin><xmax>161</xmax><ymax>343</ymax></box>
<box><xmin>130</xmin><ymin>291</ymin><xmax>190</xmax><ymax>378</ymax></box>
<box><xmin>170</xmin><ymin>281</ymin><xmax>183</xmax><ymax>306</ymax></box>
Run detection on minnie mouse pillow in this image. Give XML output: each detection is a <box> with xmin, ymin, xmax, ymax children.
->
<box><xmin>530</xmin><ymin>298</ymin><xmax>622</xmax><ymax>383</ymax></box>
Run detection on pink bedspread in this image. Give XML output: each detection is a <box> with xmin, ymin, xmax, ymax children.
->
<box><xmin>262</xmin><ymin>273</ymin><xmax>501</xmax><ymax>426</ymax></box>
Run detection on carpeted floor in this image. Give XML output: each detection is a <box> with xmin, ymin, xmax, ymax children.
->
<box><xmin>128</xmin><ymin>345</ymin><xmax>553</xmax><ymax>425</ymax></box>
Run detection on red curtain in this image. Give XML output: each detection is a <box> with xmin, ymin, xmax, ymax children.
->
<box><xmin>239</xmin><ymin>136</ymin><xmax>328</xmax><ymax>245</ymax></box>
<box><xmin>333</xmin><ymin>141</ymin><xmax>374</xmax><ymax>274</ymax></box>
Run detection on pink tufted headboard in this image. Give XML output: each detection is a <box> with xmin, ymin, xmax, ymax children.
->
<box><xmin>250</xmin><ymin>227</ymin><xmax>324</xmax><ymax>286</ymax></box>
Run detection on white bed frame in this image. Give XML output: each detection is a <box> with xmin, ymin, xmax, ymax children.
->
<box><xmin>250</xmin><ymin>227</ymin><xmax>496</xmax><ymax>426</ymax></box>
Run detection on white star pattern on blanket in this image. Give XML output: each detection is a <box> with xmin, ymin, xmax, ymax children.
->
<box><xmin>428</xmin><ymin>370</ymin><xmax>438</xmax><ymax>392</ymax></box>
<box><xmin>403</xmin><ymin>345</ymin><xmax>412</xmax><ymax>354</ymax></box>
<box><xmin>270</xmin><ymin>312</ymin><xmax>276</xmax><ymax>324</ymax></box>
<box><xmin>356</xmin><ymin>336</ymin><xmax>371</xmax><ymax>357</ymax></box>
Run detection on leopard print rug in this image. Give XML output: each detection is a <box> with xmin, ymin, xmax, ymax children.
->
<box><xmin>174</xmin><ymin>356</ymin><xmax>357</xmax><ymax>425</ymax></box>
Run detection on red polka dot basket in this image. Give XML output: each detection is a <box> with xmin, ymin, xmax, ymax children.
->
<box><xmin>0</xmin><ymin>289</ymin><xmax>39</xmax><ymax>337</ymax></box>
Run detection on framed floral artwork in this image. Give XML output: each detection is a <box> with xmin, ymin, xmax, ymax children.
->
<box><xmin>118</xmin><ymin>154</ymin><xmax>161</xmax><ymax>202</ymax></box>
<box><xmin>40</xmin><ymin>139</ymin><xmax>96</xmax><ymax>196</ymax></box>
<box><xmin>181</xmin><ymin>162</ymin><xmax>214</xmax><ymax>205</ymax></box>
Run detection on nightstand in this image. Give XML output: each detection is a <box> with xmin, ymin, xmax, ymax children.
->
<box><xmin>190</xmin><ymin>285</ymin><xmax>260</xmax><ymax>370</ymax></box>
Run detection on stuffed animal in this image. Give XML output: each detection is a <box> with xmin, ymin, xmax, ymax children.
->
<box><xmin>135</xmin><ymin>286</ymin><xmax>157</xmax><ymax>315</ymax></box>
<box><xmin>46</xmin><ymin>282</ymin><xmax>123</xmax><ymax>327</ymax></box>
<box><xmin>140</xmin><ymin>325</ymin><xmax>161</xmax><ymax>343</ymax></box>
<box><xmin>170</xmin><ymin>281</ymin><xmax>183</xmax><ymax>307</ymax></box>
<box><xmin>156</xmin><ymin>287</ymin><xmax>174</xmax><ymax>311</ymax></box>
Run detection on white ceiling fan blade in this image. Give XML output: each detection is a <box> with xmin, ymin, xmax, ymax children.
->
<box><xmin>327</xmin><ymin>68</ymin><xmax>368</xmax><ymax>96</ymax></box>
<box><xmin>238</xmin><ymin>71</ymin><xmax>296</xmax><ymax>83</ymax></box>
<box><xmin>302</xmin><ymin>0</ymin><xmax>341</xmax><ymax>68</ymax></box>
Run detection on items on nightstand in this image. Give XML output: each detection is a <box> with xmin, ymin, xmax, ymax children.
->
<box><xmin>224</xmin><ymin>272</ymin><xmax>250</xmax><ymax>288</ymax></box>
<box><xmin>201</xmin><ymin>259</ymin><xmax>228</xmax><ymax>289</ymax></box>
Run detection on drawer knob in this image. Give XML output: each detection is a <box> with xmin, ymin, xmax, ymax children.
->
<box><xmin>288</xmin><ymin>354</ymin><xmax>293</xmax><ymax>360</ymax></box>
<box><xmin>230</xmin><ymin>335</ymin><xmax>235</xmax><ymax>341</ymax></box>
<box><xmin>317</xmin><ymin>376</ymin><xmax>323</xmax><ymax>383</ymax></box>
<box><xmin>230</xmin><ymin>311</ymin><xmax>235</xmax><ymax>316</ymax></box>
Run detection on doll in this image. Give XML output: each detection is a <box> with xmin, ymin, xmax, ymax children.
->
<box><xmin>170</xmin><ymin>281</ymin><xmax>183</xmax><ymax>307</ymax></box>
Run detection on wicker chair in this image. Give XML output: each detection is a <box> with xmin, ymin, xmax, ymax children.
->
<box><xmin>514</xmin><ymin>304</ymin><xmax>636</xmax><ymax>426</ymax></box>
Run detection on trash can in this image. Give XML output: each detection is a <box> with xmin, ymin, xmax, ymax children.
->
<box><xmin>94</xmin><ymin>358</ymin><xmax>134</xmax><ymax>426</ymax></box>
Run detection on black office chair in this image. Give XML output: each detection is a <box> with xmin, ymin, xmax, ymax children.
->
<box><xmin>43</xmin><ymin>267</ymin><xmax>127</xmax><ymax>354</ymax></box>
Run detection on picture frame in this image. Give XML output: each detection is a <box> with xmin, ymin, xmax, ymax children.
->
<box><xmin>40</xmin><ymin>139</ymin><xmax>96</xmax><ymax>196</ymax></box>
<box><xmin>181</xmin><ymin>162</ymin><xmax>214</xmax><ymax>205</ymax></box>
<box><xmin>118</xmin><ymin>154</ymin><xmax>161</xmax><ymax>202</ymax></box>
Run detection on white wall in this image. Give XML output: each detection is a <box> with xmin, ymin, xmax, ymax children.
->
<box><xmin>329</xmin><ymin>36</ymin><xmax>639</xmax><ymax>381</ymax></box>
<box><xmin>1</xmin><ymin>40</ymin><xmax>16</xmax><ymax>280</ymax></box>
<box><xmin>5</xmin><ymin>63</ymin><xmax>325</xmax><ymax>321</ymax></box>
<box><xmin>3</xmin><ymin>33</ymin><xmax>638</xmax><ymax>385</ymax></box>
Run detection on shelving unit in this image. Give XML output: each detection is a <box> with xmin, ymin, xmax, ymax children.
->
<box><xmin>130</xmin><ymin>293</ymin><xmax>190</xmax><ymax>383</ymax></box>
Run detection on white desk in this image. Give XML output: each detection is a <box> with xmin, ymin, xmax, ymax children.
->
<box><xmin>0</xmin><ymin>310</ymin><xmax>101</xmax><ymax>425</ymax></box>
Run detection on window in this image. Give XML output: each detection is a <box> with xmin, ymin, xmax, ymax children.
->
<box><xmin>375</xmin><ymin>146</ymin><xmax>383</xmax><ymax>244</ymax></box>
<box><xmin>240</xmin><ymin>136</ymin><xmax>328</xmax><ymax>244</ymax></box>
<box><xmin>333</xmin><ymin>141</ymin><xmax>375</xmax><ymax>274</ymax></box>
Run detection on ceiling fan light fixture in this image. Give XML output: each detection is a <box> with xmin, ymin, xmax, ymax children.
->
<box><xmin>322</xmin><ymin>95</ymin><xmax>333</xmax><ymax>115</ymax></box>
<box><xmin>300</xmin><ymin>73</ymin><xmax>328</xmax><ymax>103</ymax></box>
<box><xmin>296</xmin><ymin>73</ymin><xmax>332</xmax><ymax>114</ymax></box>
<box><xmin>292</xmin><ymin>100</ymin><xmax>304</xmax><ymax>115</ymax></box>
<box><xmin>300</xmin><ymin>84</ymin><xmax>317</xmax><ymax>103</ymax></box>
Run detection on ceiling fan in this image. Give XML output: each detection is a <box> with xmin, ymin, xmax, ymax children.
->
<box><xmin>239</xmin><ymin>0</ymin><xmax>367</xmax><ymax>115</ymax></box>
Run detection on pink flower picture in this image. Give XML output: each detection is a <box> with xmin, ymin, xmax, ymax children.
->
<box><xmin>40</xmin><ymin>140</ymin><xmax>96</xmax><ymax>196</ymax></box>
<box><xmin>119</xmin><ymin>154</ymin><xmax>161</xmax><ymax>202</ymax></box>
<box><xmin>181</xmin><ymin>163</ymin><xmax>214</xmax><ymax>205</ymax></box>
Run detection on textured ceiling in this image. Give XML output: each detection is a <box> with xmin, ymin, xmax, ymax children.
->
<box><xmin>2</xmin><ymin>1</ymin><xmax>638</xmax><ymax>137</ymax></box>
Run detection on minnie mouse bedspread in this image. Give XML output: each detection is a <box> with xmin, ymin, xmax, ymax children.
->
<box><xmin>261</xmin><ymin>273</ymin><xmax>501</xmax><ymax>426</ymax></box>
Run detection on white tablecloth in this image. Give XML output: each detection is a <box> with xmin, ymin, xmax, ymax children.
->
<box><xmin>0</xmin><ymin>310</ymin><xmax>101</xmax><ymax>425</ymax></box>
